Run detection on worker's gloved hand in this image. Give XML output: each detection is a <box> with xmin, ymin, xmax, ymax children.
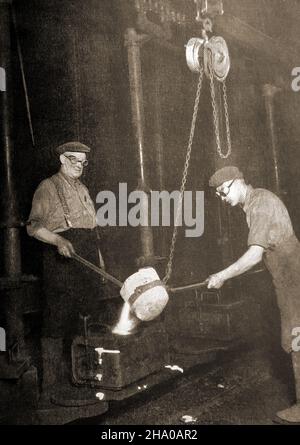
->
<box><xmin>206</xmin><ymin>272</ymin><xmax>225</xmax><ymax>289</ymax></box>
<box><xmin>56</xmin><ymin>236</ymin><xmax>75</xmax><ymax>258</ymax></box>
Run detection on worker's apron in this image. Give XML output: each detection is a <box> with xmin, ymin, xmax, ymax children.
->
<box><xmin>264</xmin><ymin>234</ymin><xmax>300</xmax><ymax>353</ymax></box>
<box><xmin>42</xmin><ymin>228</ymin><xmax>103</xmax><ymax>338</ymax></box>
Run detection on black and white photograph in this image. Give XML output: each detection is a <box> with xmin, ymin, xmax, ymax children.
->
<box><xmin>1</xmin><ymin>0</ymin><xmax>300</xmax><ymax>428</ymax></box>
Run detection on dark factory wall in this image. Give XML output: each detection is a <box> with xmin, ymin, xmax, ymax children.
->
<box><xmin>6</xmin><ymin>0</ymin><xmax>300</xmax><ymax>327</ymax></box>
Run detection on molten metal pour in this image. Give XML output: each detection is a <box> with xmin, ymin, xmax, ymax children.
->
<box><xmin>71</xmin><ymin>252</ymin><xmax>264</xmax><ymax>336</ymax></box>
<box><xmin>111</xmin><ymin>302</ymin><xmax>140</xmax><ymax>336</ymax></box>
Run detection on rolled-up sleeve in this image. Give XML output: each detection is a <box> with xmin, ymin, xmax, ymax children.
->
<box><xmin>27</xmin><ymin>180</ymin><xmax>54</xmax><ymax>237</ymax></box>
<box><xmin>247</xmin><ymin>207</ymin><xmax>271</xmax><ymax>249</ymax></box>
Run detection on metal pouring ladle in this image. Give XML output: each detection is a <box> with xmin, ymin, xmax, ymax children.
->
<box><xmin>72</xmin><ymin>253</ymin><xmax>170</xmax><ymax>321</ymax></box>
<box><xmin>72</xmin><ymin>253</ymin><xmax>208</xmax><ymax>291</ymax></box>
<box><xmin>71</xmin><ymin>253</ymin><xmax>209</xmax><ymax>322</ymax></box>
<box><xmin>72</xmin><ymin>253</ymin><xmax>264</xmax><ymax>321</ymax></box>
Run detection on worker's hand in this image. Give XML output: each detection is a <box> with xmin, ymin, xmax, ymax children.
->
<box><xmin>206</xmin><ymin>272</ymin><xmax>226</xmax><ymax>289</ymax></box>
<box><xmin>56</xmin><ymin>236</ymin><xmax>75</xmax><ymax>258</ymax></box>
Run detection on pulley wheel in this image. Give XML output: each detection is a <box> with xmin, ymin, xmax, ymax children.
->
<box><xmin>186</xmin><ymin>37</ymin><xmax>206</xmax><ymax>73</ymax></box>
<box><xmin>204</xmin><ymin>36</ymin><xmax>230</xmax><ymax>81</ymax></box>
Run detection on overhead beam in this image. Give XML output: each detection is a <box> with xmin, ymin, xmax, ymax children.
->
<box><xmin>215</xmin><ymin>13</ymin><xmax>299</xmax><ymax>67</ymax></box>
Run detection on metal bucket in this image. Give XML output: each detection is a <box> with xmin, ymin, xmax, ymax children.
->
<box><xmin>120</xmin><ymin>267</ymin><xmax>169</xmax><ymax>321</ymax></box>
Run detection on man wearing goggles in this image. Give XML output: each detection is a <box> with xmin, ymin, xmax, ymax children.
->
<box><xmin>207</xmin><ymin>165</ymin><xmax>300</xmax><ymax>424</ymax></box>
<box><xmin>27</xmin><ymin>141</ymin><xmax>104</xmax><ymax>403</ymax></box>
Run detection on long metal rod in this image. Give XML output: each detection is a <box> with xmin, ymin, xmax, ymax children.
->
<box><xmin>11</xmin><ymin>5</ymin><xmax>35</xmax><ymax>147</ymax></box>
<box><xmin>169</xmin><ymin>268</ymin><xmax>265</xmax><ymax>294</ymax></box>
<box><xmin>72</xmin><ymin>253</ymin><xmax>123</xmax><ymax>288</ymax></box>
<box><xmin>169</xmin><ymin>281</ymin><xmax>208</xmax><ymax>294</ymax></box>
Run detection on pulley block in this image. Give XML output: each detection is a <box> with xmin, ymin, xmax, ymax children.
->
<box><xmin>186</xmin><ymin>35</ymin><xmax>230</xmax><ymax>81</ymax></box>
<box><xmin>186</xmin><ymin>37</ymin><xmax>206</xmax><ymax>74</ymax></box>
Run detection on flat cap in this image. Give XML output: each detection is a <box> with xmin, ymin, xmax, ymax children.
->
<box><xmin>209</xmin><ymin>166</ymin><xmax>244</xmax><ymax>188</ymax></box>
<box><xmin>55</xmin><ymin>141</ymin><xmax>91</xmax><ymax>155</ymax></box>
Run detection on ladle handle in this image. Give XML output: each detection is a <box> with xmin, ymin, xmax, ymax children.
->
<box><xmin>169</xmin><ymin>268</ymin><xmax>265</xmax><ymax>294</ymax></box>
<box><xmin>71</xmin><ymin>252</ymin><xmax>123</xmax><ymax>288</ymax></box>
<box><xmin>169</xmin><ymin>280</ymin><xmax>208</xmax><ymax>294</ymax></box>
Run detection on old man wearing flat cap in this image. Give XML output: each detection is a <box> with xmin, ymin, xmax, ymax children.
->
<box><xmin>27</xmin><ymin>141</ymin><xmax>103</xmax><ymax>399</ymax></box>
<box><xmin>207</xmin><ymin>165</ymin><xmax>300</xmax><ymax>424</ymax></box>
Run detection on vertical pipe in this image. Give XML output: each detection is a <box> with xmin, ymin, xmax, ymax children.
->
<box><xmin>125</xmin><ymin>28</ymin><xmax>146</xmax><ymax>185</ymax></box>
<box><xmin>125</xmin><ymin>28</ymin><xmax>155</xmax><ymax>264</ymax></box>
<box><xmin>0</xmin><ymin>1</ymin><xmax>25</xmax><ymax>352</ymax></box>
<box><xmin>153</xmin><ymin>68</ymin><xmax>164</xmax><ymax>193</ymax></box>
<box><xmin>3</xmin><ymin>229</ymin><xmax>21</xmax><ymax>276</ymax></box>
<box><xmin>153</xmin><ymin>51</ymin><xmax>167</xmax><ymax>257</ymax></box>
<box><xmin>262</xmin><ymin>84</ymin><xmax>282</xmax><ymax>195</ymax></box>
<box><xmin>0</xmin><ymin>0</ymin><xmax>22</xmax><ymax>277</ymax></box>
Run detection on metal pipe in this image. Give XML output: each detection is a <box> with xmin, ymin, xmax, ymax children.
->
<box><xmin>0</xmin><ymin>1</ymin><xmax>27</xmax><ymax>357</ymax></box>
<box><xmin>153</xmin><ymin>52</ymin><xmax>167</xmax><ymax>257</ymax></box>
<box><xmin>262</xmin><ymin>84</ymin><xmax>282</xmax><ymax>195</ymax></box>
<box><xmin>169</xmin><ymin>280</ymin><xmax>208</xmax><ymax>294</ymax></box>
<box><xmin>153</xmin><ymin>63</ymin><xmax>164</xmax><ymax>193</ymax></box>
<box><xmin>3</xmin><ymin>229</ymin><xmax>22</xmax><ymax>276</ymax></box>
<box><xmin>169</xmin><ymin>268</ymin><xmax>264</xmax><ymax>294</ymax></box>
<box><xmin>125</xmin><ymin>28</ymin><xmax>155</xmax><ymax>264</ymax></box>
<box><xmin>4</xmin><ymin>285</ymin><xmax>25</xmax><ymax>350</ymax></box>
<box><xmin>0</xmin><ymin>1</ymin><xmax>22</xmax><ymax>276</ymax></box>
<box><xmin>125</xmin><ymin>28</ymin><xmax>147</xmax><ymax>185</ymax></box>
<box><xmin>72</xmin><ymin>253</ymin><xmax>123</xmax><ymax>288</ymax></box>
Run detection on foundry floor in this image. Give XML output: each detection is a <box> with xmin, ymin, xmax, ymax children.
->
<box><xmin>73</xmin><ymin>344</ymin><xmax>295</xmax><ymax>426</ymax></box>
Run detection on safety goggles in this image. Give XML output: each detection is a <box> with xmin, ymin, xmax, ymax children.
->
<box><xmin>216</xmin><ymin>179</ymin><xmax>235</xmax><ymax>198</ymax></box>
<box><xmin>64</xmin><ymin>155</ymin><xmax>88</xmax><ymax>167</ymax></box>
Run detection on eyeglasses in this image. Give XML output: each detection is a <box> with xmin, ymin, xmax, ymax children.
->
<box><xmin>216</xmin><ymin>179</ymin><xmax>235</xmax><ymax>198</ymax></box>
<box><xmin>64</xmin><ymin>155</ymin><xmax>88</xmax><ymax>167</ymax></box>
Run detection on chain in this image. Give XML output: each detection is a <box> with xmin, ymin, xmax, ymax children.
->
<box><xmin>163</xmin><ymin>40</ymin><xmax>232</xmax><ymax>283</ymax></box>
<box><xmin>222</xmin><ymin>80</ymin><xmax>232</xmax><ymax>157</ymax></box>
<box><xmin>163</xmin><ymin>67</ymin><xmax>204</xmax><ymax>284</ymax></box>
<box><xmin>207</xmin><ymin>50</ymin><xmax>232</xmax><ymax>159</ymax></box>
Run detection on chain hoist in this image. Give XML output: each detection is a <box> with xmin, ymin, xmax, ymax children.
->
<box><xmin>206</xmin><ymin>39</ymin><xmax>232</xmax><ymax>159</ymax></box>
<box><xmin>186</xmin><ymin>32</ymin><xmax>232</xmax><ymax>159</ymax></box>
<box><xmin>163</xmin><ymin>24</ymin><xmax>232</xmax><ymax>284</ymax></box>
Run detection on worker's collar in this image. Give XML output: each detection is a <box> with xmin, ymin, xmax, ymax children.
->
<box><xmin>242</xmin><ymin>185</ymin><xmax>254</xmax><ymax>212</ymax></box>
<box><xmin>58</xmin><ymin>170</ymin><xmax>80</xmax><ymax>188</ymax></box>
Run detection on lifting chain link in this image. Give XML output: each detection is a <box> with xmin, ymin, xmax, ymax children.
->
<box><xmin>163</xmin><ymin>67</ymin><xmax>204</xmax><ymax>284</ymax></box>
<box><xmin>164</xmin><ymin>35</ymin><xmax>232</xmax><ymax>283</ymax></box>
<box><xmin>207</xmin><ymin>50</ymin><xmax>232</xmax><ymax>159</ymax></box>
